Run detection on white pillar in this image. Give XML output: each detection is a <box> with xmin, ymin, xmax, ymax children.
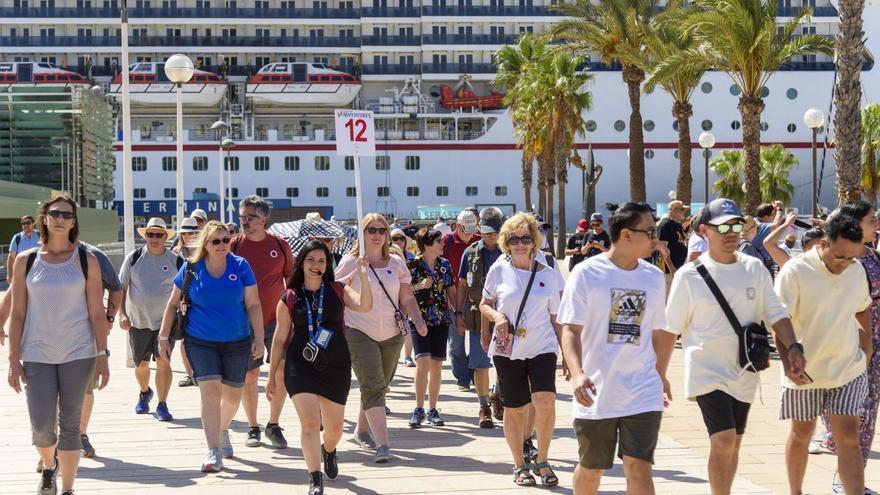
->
<box><xmin>120</xmin><ymin>0</ymin><xmax>135</xmax><ymax>255</ymax></box>
<box><xmin>175</xmin><ymin>83</ymin><xmax>185</xmax><ymax>229</ymax></box>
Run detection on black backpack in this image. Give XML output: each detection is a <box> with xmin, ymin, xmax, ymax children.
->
<box><xmin>129</xmin><ymin>246</ymin><xmax>185</xmax><ymax>271</ymax></box>
<box><xmin>25</xmin><ymin>245</ymin><xmax>89</xmax><ymax>278</ymax></box>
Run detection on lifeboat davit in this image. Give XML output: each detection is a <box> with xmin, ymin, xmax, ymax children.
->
<box><xmin>246</xmin><ymin>62</ymin><xmax>361</xmax><ymax>106</ymax></box>
<box><xmin>109</xmin><ymin>62</ymin><xmax>226</xmax><ymax>107</ymax></box>
<box><xmin>0</xmin><ymin>62</ymin><xmax>89</xmax><ymax>86</ymax></box>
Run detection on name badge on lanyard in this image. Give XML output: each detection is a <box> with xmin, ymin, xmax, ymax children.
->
<box><xmin>304</xmin><ymin>283</ymin><xmax>334</xmax><ymax>350</ymax></box>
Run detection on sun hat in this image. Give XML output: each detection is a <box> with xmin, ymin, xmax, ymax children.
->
<box><xmin>137</xmin><ymin>217</ymin><xmax>176</xmax><ymax>239</ymax></box>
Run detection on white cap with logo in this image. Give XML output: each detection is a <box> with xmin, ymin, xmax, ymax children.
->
<box><xmin>457</xmin><ymin>210</ymin><xmax>479</xmax><ymax>234</ymax></box>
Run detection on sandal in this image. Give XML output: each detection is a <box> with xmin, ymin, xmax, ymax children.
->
<box><xmin>178</xmin><ymin>375</ymin><xmax>196</xmax><ymax>387</ymax></box>
<box><xmin>534</xmin><ymin>461</ymin><xmax>559</xmax><ymax>487</ymax></box>
<box><xmin>513</xmin><ymin>465</ymin><xmax>536</xmax><ymax>486</ymax></box>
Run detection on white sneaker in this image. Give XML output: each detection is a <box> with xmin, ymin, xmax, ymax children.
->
<box><xmin>201</xmin><ymin>448</ymin><xmax>223</xmax><ymax>473</ymax></box>
<box><xmin>809</xmin><ymin>438</ymin><xmax>835</xmax><ymax>454</ymax></box>
<box><xmin>831</xmin><ymin>472</ymin><xmax>845</xmax><ymax>494</ymax></box>
<box><xmin>864</xmin><ymin>488</ymin><xmax>879</xmax><ymax>495</ymax></box>
<box><xmin>220</xmin><ymin>430</ymin><xmax>234</xmax><ymax>459</ymax></box>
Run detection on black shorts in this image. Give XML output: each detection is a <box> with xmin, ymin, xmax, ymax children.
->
<box><xmin>573</xmin><ymin>411</ymin><xmax>663</xmax><ymax>469</ymax></box>
<box><xmin>247</xmin><ymin>321</ymin><xmax>277</xmax><ymax>372</ymax></box>
<box><xmin>412</xmin><ymin>324</ymin><xmax>449</xmax><ymax>361</ymax></box>
<box><xmin>129</xmin><ymin>327</ymin><xmax>173</xmax><ymax>364</ymax></box>
<box><xmin>696</xmin><ymin>390</ymin><xmax>752</xmax><ymax>436</ymax></box>
<box><xmin>493</xmin><ymin>353</ymin><xmax>557</xmax><ymax>408</ymax></box>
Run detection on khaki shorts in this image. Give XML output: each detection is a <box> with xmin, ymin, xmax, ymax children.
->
<box><xmin>573</xmin><ymin>411</ymin><xmax>662</xmax><ymax>469</ymax></box>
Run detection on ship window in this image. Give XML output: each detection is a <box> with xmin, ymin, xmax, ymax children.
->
<box><xmin>284</xmin><ymin>156</ymin><xmax>300</xmax><ymax>171</ymax></box>
<box><xmin>164</xmin><ymin>187</ymin><xmax>176</xmax><ymax>198</ymax></box>
<box><xmin>730</xmin><ymin>85</ymin><xmax>740</xmax><ymax>96</ymax></box>
<box><xmin>495</xmin><ymin>186</ymin><xmax>507</xmax><ymax>196</ymax></box>
<box><xmin>193</xmin><ymin>156</ymin><xmax>208</xmax><ymax>171</ymax></box>
<box><xmin>786</xmin><ymin>88</ymin><xmax>798</xmax><ymax>100</ymax></box>
<box><xmin>194</xmin><ymin>187</ymin><xmax>208</xmax><ymax>194</ymax></box>
<box><xmin>162</xmin><ymin>156</ymin><xmax>177</xmax><ymax>171</ymax></box>
<box><xmin>787</xmin><ymin>123</ymin><xmax>797</xmax><ymax>133</ymax></box>
<box><xmin>674</xmin><ymin>150</ymin><xmax>680</xmax><ymax>159</ymax></box>
<box><xmin>345</xmin><ymin>156</ymin><xmax>355</xmax><ymax>170</ymax></box>
<box><xmin>466</xmin><ymin>186</ymin><xmax>478</xmax><ymax>196</ymax></box>
<box><xmin>256</xmin><ymin>187</ymin><xmax>269</xmax><ymax>197</ymax></box>
<box><xmin>701</xmin><ymin>82</ymin><xmax>713</xmax><ymax>94</ymax></box>
<box><xmin>406</xmin><ymin>187</ymin><xmax>419</xmax><ymax>197</ymax></box>
<box><xmin>375</xmin><ymin>156</ymin><xmax>390</xmax><ymax>170</ymax></box>
<box><xmin>332</xmin><ymin>75</ymin><xmax>342</xmax><ymax>82</ymax></box>
<box><xmin>254</xmin><ymin>156</ymin><xmax>270</xmax><ymax>171</ymax></box>
<box><xmin>760</xmin><ymin>121</ymin><xmax>769</xmax><ymax>131</ymax></box>
<box><xmin>134</xmin><ymin>188</ymin><xmax>146</xmax><ymax>198</ymax></box>
<box><xmin>46</xmin><ymin>75</ymin><xmax>57</xmax><ymax>81</ymax></box>
<box><xmin>224</xmin><ymin>156</ymin><xmax>240</xmax><ymax>171</ymax></box>
<box><xmin>226</xmin><ymin>187</ymin><xmax>239</xmax><ymax>198</ymax></box>
<box><xmin>286</xmin><ymin>187</ymin><xmax>299</xmax><ymax>197</ymax></box>
<box><xmin>731</xmin><ymin>120</ymin><xmax>741</xmax><ymax>130</ymax></box>
<box><xmin>643</xmin><ymin>120</ymin><xmax>655</xmax><ymax>132</ymax></box>
<box><xmin>760</xmin><ymin>86</ymin><xmax>769</xmax><ymax>98</ymax></box>
<box><xmin>132</xmin><ymin>156</ymin><xmax>147</xmax><ymax>171</ymax></box>
<box><xmin>273</xmin><ymin>64</ymin><xmax>288</xmax><ymax>72</ymax></box>
<box><xmin>701</xmin><ymin>120</ymin><xmax>713</xmax><ymax>131</ymax></box>
<box><xmin>271</xmin><ymin>75</ymin><xmax>282</xmax><ymax>82</ymax></box>
<box><xmin>316</xmin><ymin>187</ymin><xmax>329</xmax><ymax>197</ymax></box>
<box><xmin>378</xmin><ymin>187</ymin><xmax>390</xmax><ymax>197</ymax></box>
<box><xmin>405</xmin><ymin>156</ymin><xmax>420</xmax><ymax>170</ymax></box>
<box><xmin>436</xmin><ymin>186</ymin><xmax>449</xmax><ymax>197</ymax></box>
<box><xmin>321</xmin><ymin>75</ymin><xmax>330</xmax><ymax>82</ymax></box>
<box><xmin>346</xmin><ymin>187</ymin><xmax>356</xmax><ymax>197</ymax></box>
<box><xmin>585</xmin><ymin>120</ymin><xmax>597</xmax><ymax>132</ymax></box>
<box><xmin>613</xmin><ymin>120</ymin><xmax>625</xmax><ymax>132</ymax></box>
<box><xmin>315</xmin><ymin>156</ymin><xmax>330</xmax><ymax>171</ymax></box>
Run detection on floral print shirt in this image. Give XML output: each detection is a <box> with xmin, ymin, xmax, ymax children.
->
<box><xmin>408</xmin><ymin>255</ymin><xmax>454</xmax><ymax>326</ymax></box>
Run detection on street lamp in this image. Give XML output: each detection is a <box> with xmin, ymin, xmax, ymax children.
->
<box><xmin>804</xmin><ymin>107</ymin><xmax>825</xmax><ymax>218</ymax></box>
<box><xmin>164</xmin><ymin>53</ymin><xmax>194</xmax><ymax>229</ymax></box>
<box><xmin>211</xmin><ymin>120</ymin><xmax>230</xmax><ymax>223</ymax></box>
<box><xmin>221</xmin><ymin>138</ymin><xmax>236</xmax><ymax>220</ymax></box>
<box><xmin>698</xmin><ymin>131</ymin><xmax>716</xmax><ymax>202</ymax></box>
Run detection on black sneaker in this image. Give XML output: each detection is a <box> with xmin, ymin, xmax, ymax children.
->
<box><xmin>322</xmin><ymin>444</ymin><xmax>339</xmax><ymax>479</ymax></box>
<box><xmin>245</xmin><ymin>426</ymin><xmax>261</xmax><ymax>447</ymax></box>
<box><xmin>308</xmin><ymin>471</ymin><xmax>324</xmax><ymax>495</ymax></box>
<box><xmin>427</xmin><ymin>408</ymin><xmax>445</xmax><ymax>427</ymax></box>
<box><xmin>265</xmin><ymin>422</ymin><xmax>288</xmax><ymax>449</ymax></box>
<box><xmin>38</xmin><ymin>455</ymin><xmax>58</xmax><ymax>495</ymax></box>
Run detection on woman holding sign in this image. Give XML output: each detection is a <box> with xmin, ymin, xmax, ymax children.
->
<box><xmin>479</xmin><ymin>212</ymin><xmax>564</xmax><ymax>487</ymax></box>
<box><xmin>266</xmin><ymin>240</ymin><xmax>372</xmax><ymax>495</ymax></box>
<box><xmin>336</xmin><ymin>213</ymin><xmax>428</xmax><ymax>463</ymax></box>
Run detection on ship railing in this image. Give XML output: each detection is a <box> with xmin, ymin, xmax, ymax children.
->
<box><xmin>421</xmin><ymin>5</ymin><xmax>565</xmax><ymax>16</ymax></box>
<box><xmin>361</xmin><ymin>64</ymin><xmax>422</xmax><ymax>75</ymax></box>
<box><xmin>361</xmin><ymin>6</ymin><xmax>421</xmax><ymax>17</ymax></box>
<box><xmin>0</xmin><ymin>6</ymin><xmax>361</xmax><ymax>19</ymax></box>
<box><xmin>361</xmin><ymin>35</ymin><xmax>422</xmax><ymax>46</ymax></box>
<box><xmin>421</xmin><ymin>33</ymin><xmax>522</xmax><ymax>45</ymax></box>
<box><xmin>421</xmin><ymin>63</ymin><xmax>496</xmax><ymax>74</ymax></box>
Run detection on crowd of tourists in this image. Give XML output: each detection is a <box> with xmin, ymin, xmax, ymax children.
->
<box><xmin>3</xmin><ymin>192</ymin><xmax>879</xmax><ymax>495</ymax></box>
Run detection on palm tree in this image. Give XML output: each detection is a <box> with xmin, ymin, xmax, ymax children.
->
<box><xmin>641</xmin><ymin>13</ymin><xmax>710</xmax><ymax>206</ymax></box>
<box><xmin>759</xmin><ymin>144</ymin><xmax>798</xmax><ymax>205</ymax></box>
<box><xmin>834</xmin><ymin>0</ymin><xmax>866</xmax><ymax>204</ymax></box>
<box><xmin>548</xmin><ymin>0</ymin><xmax>657</xmax><ymax>202</ymax></box>
<box><xmin>710</xmin><ymin>150</ymin><xmax>745</xmax><ymax>203</ymax></box>
<box><xmin>653</xmin><ymin>0</ymin><xmax>833</xmax><ymax>213</ymax></box>
<box><xmin>861</xmin><ymin>103</ymin><xmax>880</xmax><ymax>205</ymax></box>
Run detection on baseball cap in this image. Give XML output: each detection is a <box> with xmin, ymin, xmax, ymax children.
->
<box><xmin>700</xmin><ymin>198</ymin><xmax>745</xmax><ymax>226</ymax></box>
<box><xmin>531</xmin><ymin>212</ymin><xmax>551</xmax><ymax>228</ymax></box>
<box><xmin>590</xmin><ymin>212</ymin><xmax>603</xmax><ymax>223</ymax></box>
<box><xmin>390</xmin><ymin>228</ymin><xmax>406</xmax><ymax>239</ymax></box>
<box><xmin>577</xmin><ymin>219</ymin><xmax>588</xmax><ymax>231</ymax></box>
<box><xmin>190</xmin><ymin>208</ymin><xmax>208</xmax><ymax>221</ymax></box>
<box><xmin>457</xmin><ymin>209</ymin><xmax>479</xmax><ymax>233</ymax></box>
<box><xmin>479</xmin><ymin>207</ymin><xmax>503</xmax><ymax>234</ymax></box>
<box><xmin>668</xmin><ymin>200</ymin><xmax>690</xmax><ymax>211</ymax></box>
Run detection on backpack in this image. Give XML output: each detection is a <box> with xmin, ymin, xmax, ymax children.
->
<box><xmin>231</xmin><ymin>233</ymin><xmax>289</xmax><ymax>266</ymax></box>
<box><xmin>281</xmin><ymin>282</ymin><xmax>346</xmax><ymax>351</ymax></box>
<box><xmin>12</xmin><ymin>233</ymin><xmax>21</xmax><ymax>251</ymax></box>
<box><xmin>25</xmin><ymin>245</ymin><xmax>88</xmax><ymax>279</ymax></box>
<box><xmin>129</xmin><ymin>246</ymin><xmax>185</xmax><ymax>271</ymax></box>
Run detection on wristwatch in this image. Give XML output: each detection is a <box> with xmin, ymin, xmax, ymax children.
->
<box><xmin>106</xmin><ymin>315</ymin><xmax>115</xmax><ymax>323</ymax></box>
<box><xmin>96</xmin><ymin>349</ymin><xmax>111</xmax><ymax>357</ymax></box>
<box><xmin>454</xmin><ymin>310</ymin><xmax>463</xmax><ymax>316</ymax></box>
<box><xmin>788</xmin><ymin>342</ymin><xmax>804</xmax><ymax>354</ymax></box>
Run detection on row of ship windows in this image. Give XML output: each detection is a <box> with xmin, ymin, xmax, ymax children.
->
<box><xmin>133</xmin><ymin>155</ymin><xmax>419</xmax><ymax>172</ymax></box>
<box><xmin>598</xmin><ymin>119</ymin><xmax>823</xmax><ymax>134</ymax></box>
<box><xmin>141</xmin><ymin>185</ymin><xmax>507</xmax><ymax>199</ymax></box>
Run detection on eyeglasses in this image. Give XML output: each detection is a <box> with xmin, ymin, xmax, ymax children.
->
<box><xmin>145</xmin><ymin>232</ymin><xmax>166</xmax><ymax>239</ymax></box>
<box><xmin>590</xmin><ymin>223</ymin><xmax>601</xmax><ymax>228</ymax></box>
<box><xmin>21</xmin><ymin>221</ymin><xmax>33</xmax><ymax>227</ymax></box>
<box><xmin>712</xmin><ymin>223</ymin><xmax>744</xmax><ymax>235</ymax></box>
<box><xmin>391</xmin><ymin>236</ymin><xmax>406</xmax><ymax>242</ymax></box>
<box><xmin>508</xmin><ymin>235</ymin><xmax>534</xmax><ymax>246</ymax></box>
<box><xmin>209</xmin><ymin>237</ymin><xmax>232</xmax><ymax>246</ymax></box>
<box><xmin>239</xmin><ymin>214</ymin><xmax>261</xmax><ymax>222</ymax></box>
<box><xmin>366</xmin><ymin>227</ymin><xmax>388</xmax><ymax>235</ymax></box>
<box><xmin>47</xmin><ymin>210</ymin><xmax>75</xmax><ymax>220</ymax></box>
<box><xmin>628</xmin><ymin>227</ymin><xmax>658</xmax><ymax>239</ymax></box>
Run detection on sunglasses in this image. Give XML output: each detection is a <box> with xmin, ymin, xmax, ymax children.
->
<box><xmin>47</xmin><ymin>210</ymin><xmax>75</xmax><ymax>220</ymax></box>
<box><xmin>590</xmin><ymin>223</ymin><xmax>601</xmax><ymax>228</ymax></box>
<box><xmin>391</xmin><ymin>236</ymin><xmax>406</xmax><ymax>242</ymax></box>
<box><xmin>508</xmin><ymin>235</ymin><xmax>534</xmax><ymax>246</ymax></box>
<box><xmin>712</xmin><ymin>223</ymin><xmax>744</xmax><ymax>235</ymax></box>
<box><xmin>831</xmin><ymin>255</ymin><xmax>857</xmax><ymax>264</ymax></box>
<box><xmin>629</xmin><ymin>227</ymin><xmax>658</xmax><ymax>239</ymax></box>
<box><xmin>145</xmin><ymin>232</ymin><xmax>166</xmax><ymax>239</ymax></box>
<box><xmin>366</xmin><ymin>227</ymin><xmax>388</xmax><ymax>235</ymax></box>
<box><xmin>209</xmin><ymin>237</ymin><xmax>232</xmax><ymax>246</ymax></box>
<box><xmin>181</xmin><ymin>231</ymin><xmax>198</xmax><ymax>236</ymax></box>
<box><xmin>21</xmin><ymin>221</ymin><xmax>33</xmax><ymax>226</ymax></box>
<box><xmin>239</xmin><ymin>214</ymin><xmax>261</xmax><ymax>222</ymax></box>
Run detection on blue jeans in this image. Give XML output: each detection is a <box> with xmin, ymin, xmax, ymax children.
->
<box><xmin>448</xmin><ymin>325</ymin><xmax>471</xmax><ymax>385</ymax></box>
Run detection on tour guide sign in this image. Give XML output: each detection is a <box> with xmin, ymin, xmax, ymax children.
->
<box><xmin>335</xmin><ymin>109</ymin><xmax>376</xmax><ymax>255</ymax></box>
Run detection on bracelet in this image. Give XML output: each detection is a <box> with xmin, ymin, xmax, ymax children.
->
<box><xmin>788</xmin><ymin>342</ymin><xmax>804</xmax><ymax>354</ymax></box>
<box><xmin>158</xmin><ymin>336</ymin><xmax>170</xmax><ymax>341</ymax></box>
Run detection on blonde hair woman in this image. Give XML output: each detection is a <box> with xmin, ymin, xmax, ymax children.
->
<box><xmin>158</xmin><ymin>221</ymin><xmax>265</xmax><ymax>473</ymax></box>
<box><xmin>479</xmin><ymin>212</ymin><xmax>565</xmax><ymax>487</ymax></box>
<box><xmin>335</xmin><ymin>213</ymin><xmax>428</xmax><ymax>463</ymax></box>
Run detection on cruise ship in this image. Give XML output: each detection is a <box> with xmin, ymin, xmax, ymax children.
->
<box><xmin>1</xmin><ymin>0</ymin><xmax>877</xmax><ymax>226</ymax></box>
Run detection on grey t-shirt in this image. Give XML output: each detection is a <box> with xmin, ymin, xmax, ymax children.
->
<box><xmin>119</xmin><ymin>247</ymin><xmax>182</xmax><ymax>330</ymax></box>
<box><xmin>79</xmin><ymin>242</ymin><xmax>122</xmax><ymax>292</ymax></box>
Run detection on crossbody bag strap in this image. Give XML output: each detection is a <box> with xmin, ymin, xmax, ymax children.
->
<box><xmin>180</xmin><ymin>262</ymin><xmax>195</xmax><ymax>305</ymax></box>
<box><xmin>693</xmin><ymin>259</ymin><xmax>743</xmax><ymax>335</ymax></box>
<box><xmin>513</xmin><ymin>260</ymin><xmax>538</xmax><ymax>330</ymax></box>
<box><xmin>369</xmin><ymin>264</ymin><xmax>402</xmax><ymax>313</ymax></box>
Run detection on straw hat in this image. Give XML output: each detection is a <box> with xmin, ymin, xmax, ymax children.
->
<box><xmin>178</xmin><ymin>217</ymin><xmax>200</xmax><ymax>233</ymax></box>
<box><xmin>137</xmin><ymin>217</ymin><xmax>176</xmax><ymax>239</ymax></box>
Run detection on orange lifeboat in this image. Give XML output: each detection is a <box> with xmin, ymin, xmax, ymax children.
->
<box><xmin>439</xmin><ymin>84</ymin><xmax>505</xmax><ymax>111</ymax></box>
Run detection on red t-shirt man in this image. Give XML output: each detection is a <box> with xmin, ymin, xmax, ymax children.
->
<box><xmin>231</xmin><ymin>233</ymin><xmax>294</xmax><ymax>327</ymax></box>
<box><xmin>443</xmin><ymin>229</ymin><xmax>481</xmax><ymax>285</ymax></box>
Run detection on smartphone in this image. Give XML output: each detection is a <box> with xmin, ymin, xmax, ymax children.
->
<box><xmin>793</xmin><ymin>219</ymin><xmax>813</xmax><ymax>229</ymax></box>
<box><xmin>800</xmin><ymin>370</ymin><xmax>814</xmax><ymax>384</ymax></box>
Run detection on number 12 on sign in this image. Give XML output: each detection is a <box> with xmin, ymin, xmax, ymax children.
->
<box><xmin>334</xmin><ymin>109</ymin><xmax>376</xmax><ymax>259</ymax></box>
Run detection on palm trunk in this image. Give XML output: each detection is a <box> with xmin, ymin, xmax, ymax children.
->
<box><xmin>522</xmin><ymin>152</ymin><xmax>533</xmax><ymax>211</ymax></box>
<box><xmin>537</xmin><ymin>162</ymin><xmax>547</xmax><ymax>217</ymax></box>
<box><xmin>555</xmin><ymin>132</ymin><xmax>568</xmax><ymax>259</ymax></box>
<box><xmin>672</xmin><ymin>101</ymin><xmax>694</xmax><ymax>205</ymax></box>
<box><xmin>546</xmin><ymin>174</ymin><xmax>556</xmax><ymax>256</ymax></box>
<box><xmin>623</xmin><ymin>64</ymin><xmax>646</xmax><ymax>202</ymax></box>
<box><xmin>739</xmin><ymin>96</ymin><xmax>765</xmax><ymax>213</ymax></box>
<box><xmin>834</xmin><ymin>0</ymin><xmax>865</xmax><ymax>204</ymax></box>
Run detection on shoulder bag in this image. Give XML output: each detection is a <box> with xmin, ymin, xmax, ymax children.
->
<box><xmin>370</xmin><ymin>264</ymin><xmax>416</xmax><ymax>336</ymax></box>
<box><xmin>495</xmin><ymin>259</ymin><xmax>538</xmax><ymax>357</ymax></box>
<box><xmin>171</xmin><ymin>262</ymin><xmax>196</xmax><ymax>341</ymax></box>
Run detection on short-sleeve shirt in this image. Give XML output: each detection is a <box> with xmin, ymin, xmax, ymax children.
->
<box><xmin>336</xmin><ymin>254</ymin><xmax>411</xmax><ymax>342</ymax></box>
<box><xmin>174</xmin><ymin>254</ymin><xmax>257</xmax><ymax>342</ymax></box>
<box><xmin>585</xmin><ymin>230</ymin><xmax>611</xmax><ymax>258</ymax></box>
<box><xmin>664</xmin><ymin>252</ymin><xmax>788</xmax><ymax>403</ymax></box>
<box><xmin>687</xmin><ymin>233</ymin><xmax>707</xmax><ymax>255</ymax></box>
<box><xmin>751</xmin><ymin>222</ymin><xmax>775</xmax><ymax>265</ymax></box>
<box><xmin>566</xmin><ymin>232</ymin><xmax>588</xmax><ymax>271</ymax></box>
<box><xmin>79</xmin><ymin>242</ymin><xmax>122</xmax><ymax>292</ymax></box>
<box><xmin>10</xmin><ymin>231</ymin><xmax>40</xmax><ymax>254</ymax></box>
<box><xmin>658</xmin><ymin>218</ymin><xmax>687</xmax><ymax>271</ymax></box>
<box><xmin>443</xmin><ymin>231</ymin><xmax>480</xmax><ymax>284</ymax></box>
<box><xmin>458</xmin><ymin>240</ymin><xmax>503</xmax><ymax>281</ymax></box>
<box><xmin>774</xmin><ymin>248</ymin><xmax>871</xmax><ymax>389</ymax></box>
<box><xmin>231</xmin><ymin>233</ymin><xmax>294</xmax><ymax>326</ymax></box>
<box><xmin>482</xmin><ymin>254</ymin><xmax>563</xmax><ymax>360</ymax></box>
<box><xmin>408</xmin><ymin>255</ymin><xmax>454</xmax><ymax>326</ymax></box>
<box><xmin>557</xmin><ymin>254</ymin><xmax>667</xmax><ymax>420</ymax></box>
<box><xmin>119</xmin><ymin>247</ymin><xmax>182</xmax><ymax>330</ymax></box>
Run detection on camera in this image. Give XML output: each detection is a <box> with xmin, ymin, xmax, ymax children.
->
<box><xmin>302</xmin><ymin>341</ymin><xmax>319</xmax><ymax>363</ymax></box>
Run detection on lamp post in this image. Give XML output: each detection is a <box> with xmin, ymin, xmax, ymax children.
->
<box><xmin>164</xmin><ymin>54</ymin><xmax>194</xmax><ymax>230</ymax></box>
<box><xmin>698</xmin><ymin>131</ymin><xmax>716</xmax><ymax>202</ymax></box>
<box><xmin>210</xmin><ymin>120</ymin><xmax>230</xmax><ymax>223</ymax></box>
<box><xmin>120</xmin><ymin>0</ymin><xmax>136</xmax><ymax>255</ymax></box>
<box><xmin>222</xmin><ymin>138</ymin><xmax>236</xmax><ymax>221</ymax></box>
<box><xmin>803</xmin><ymin>108</ymin><xmax>825</xmax><ymax>218</ymax></box>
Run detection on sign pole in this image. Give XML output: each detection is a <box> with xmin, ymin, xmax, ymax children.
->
<box><xmin>353</xmin><ymin>150</ymin><xmax>365</xmax><ymax>256</ymax></box>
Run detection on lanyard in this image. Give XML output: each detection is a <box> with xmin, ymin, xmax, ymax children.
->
<box><xmin>302</xmin><ymin>283</ymin><xmax>325</xmax><ymax>343</ymax></box>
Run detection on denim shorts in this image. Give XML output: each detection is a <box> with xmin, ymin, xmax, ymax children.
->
<box><xmin>184</xmin><ymin>334</ymin><xmax>252</xmax><ymax>388</ymax></box>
